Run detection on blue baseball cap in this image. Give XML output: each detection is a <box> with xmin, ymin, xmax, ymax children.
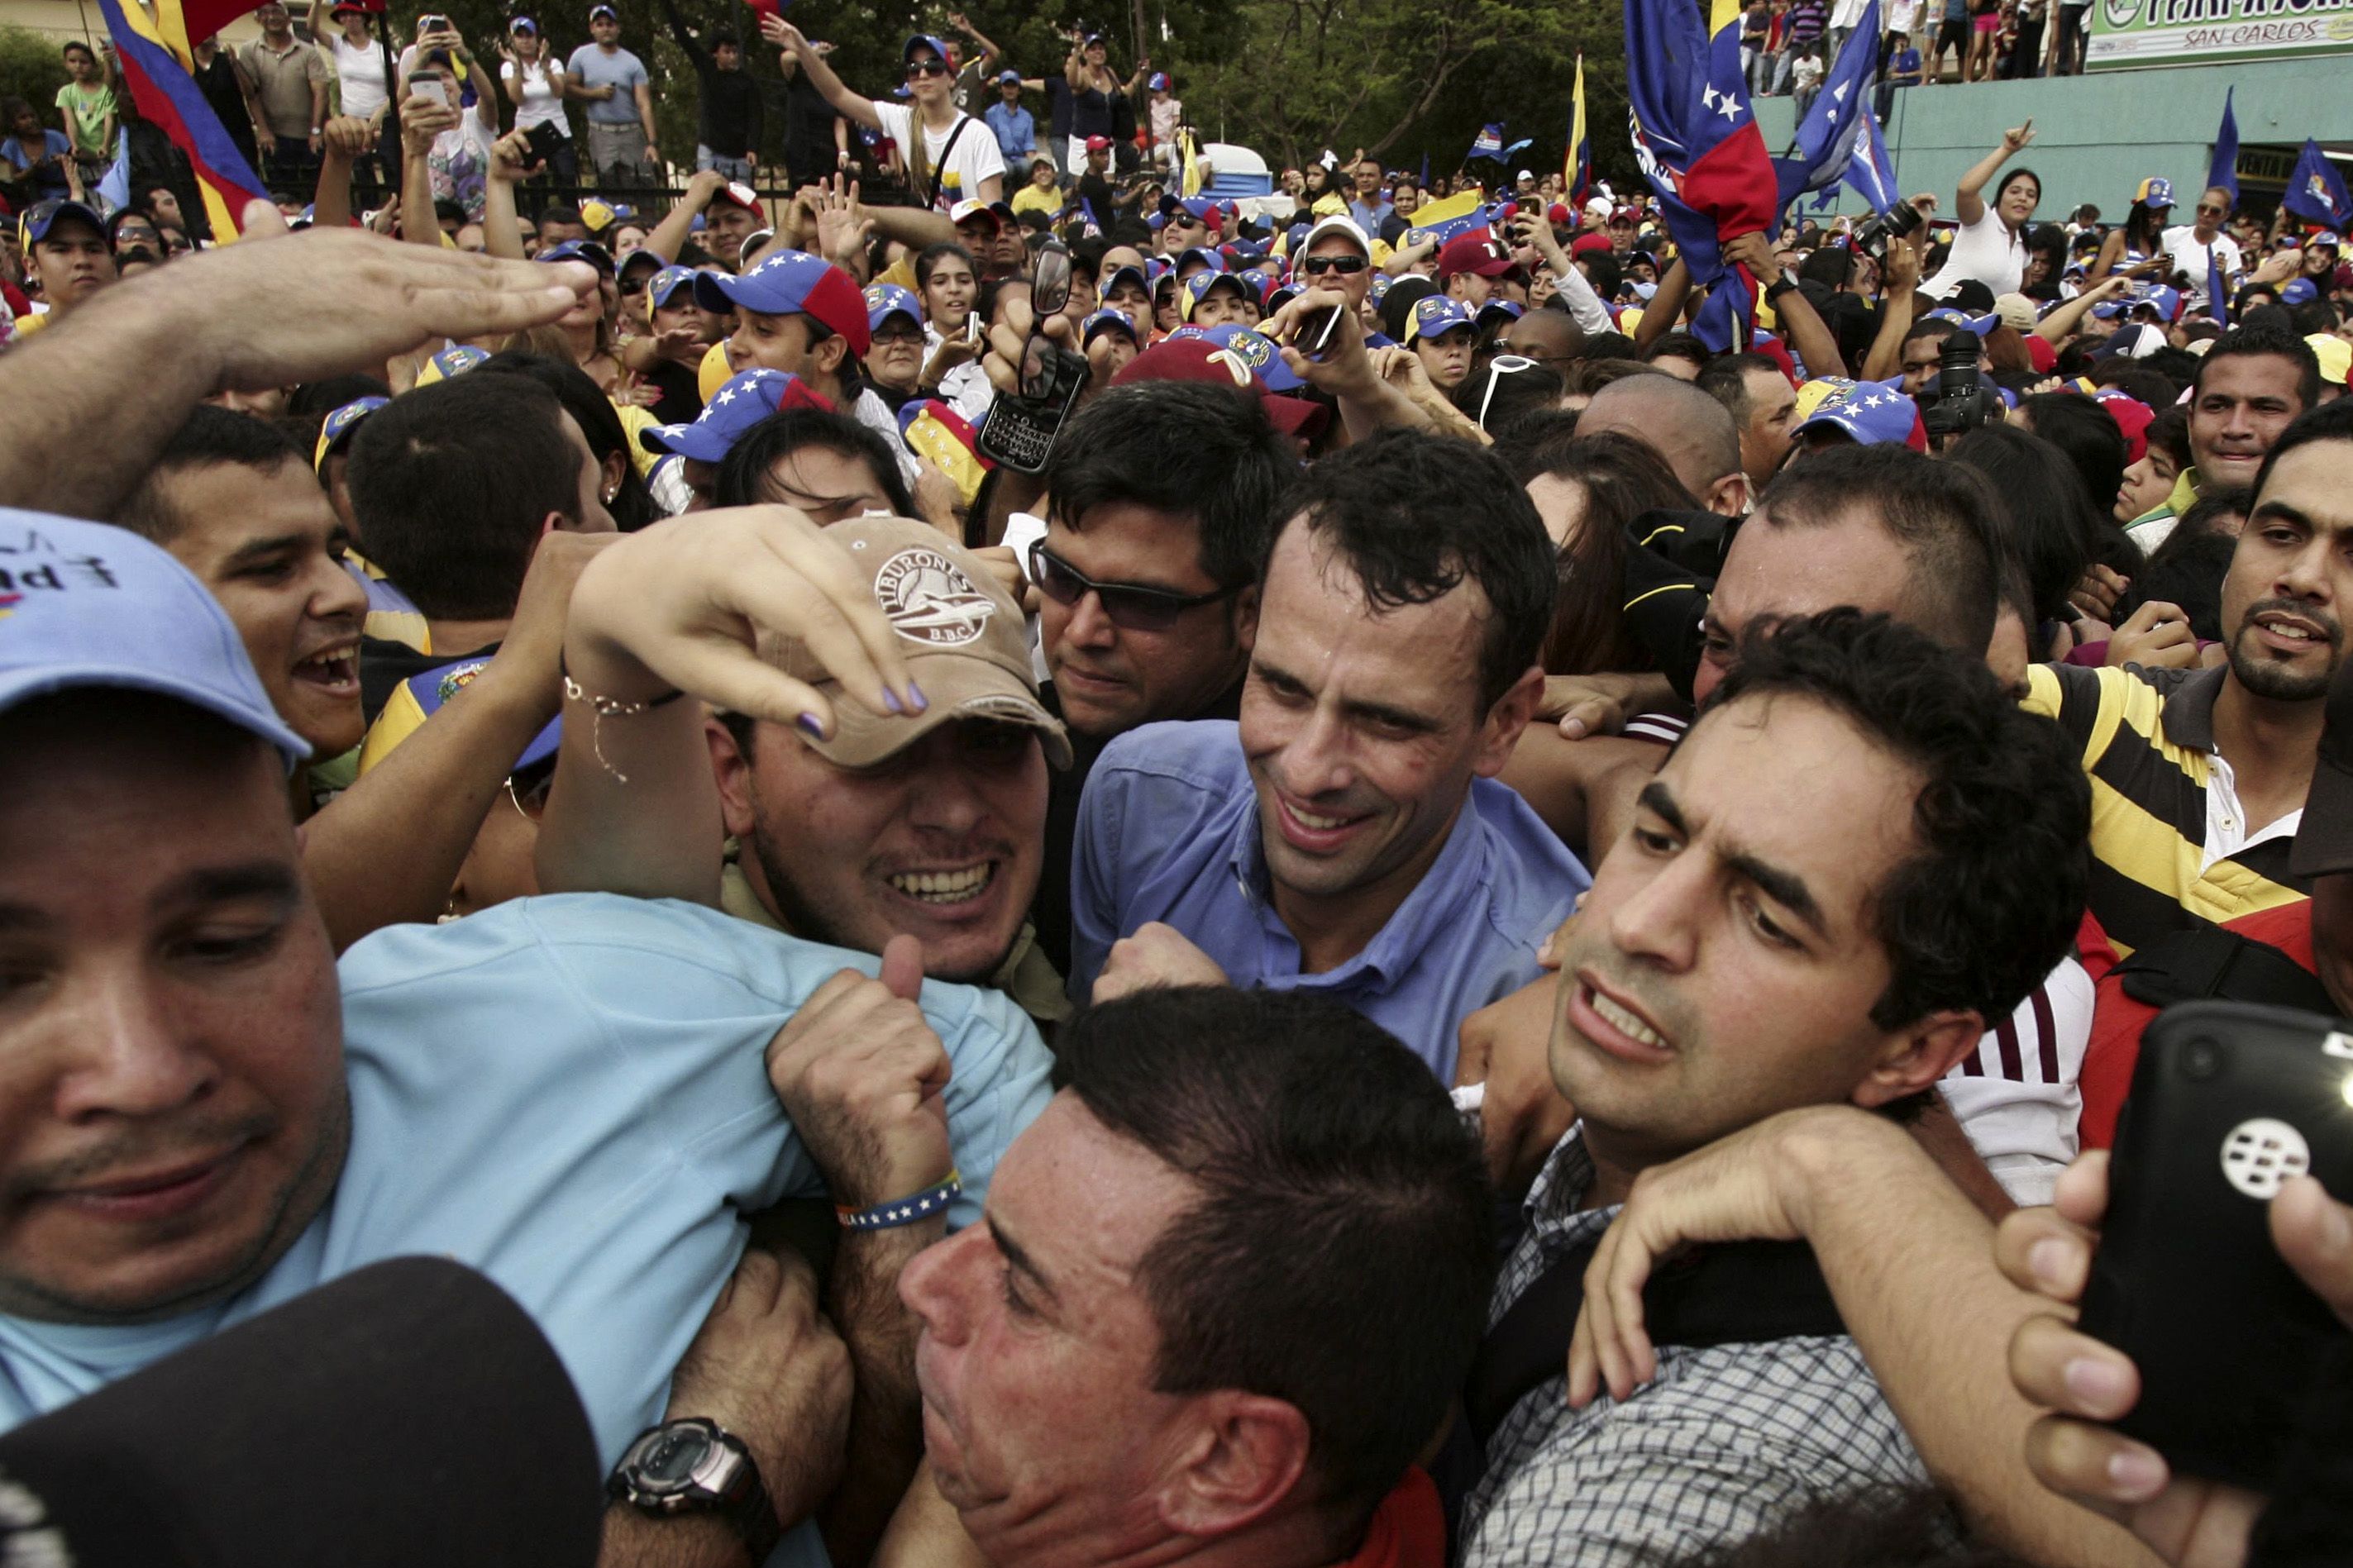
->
<box><xmin>538</xmin><ymin>238</ymin><xmax>614</xmax><ymax>274</ymax></box>
<box><xmin>1922</xmin><ymin>307</ymin><xmax>1999</xmax><ymax>337</ymax></box>
<box><xmin>637</xmin><ymin>369</ymin><xmax>833</xmax><ymax>462</ymax></box>
<box><xmin>1200</xmin><ymin>323</ymin><xmax>1305</xmax><ymax>393</ymax></box>
<box><xmin>1100</xmin><ymin>264</ymin><xmax>1149</xmax><ymax>299</ymax></box>
<box><xmin>313</xmin><ymin>395</ymin><xmax>389</xmax><ymax>472</ymax></box>
<box><xmin>1796</xmin><ymin>380</ymin><xmax>1925</xmax><ymax>450</ymax></box>
<box><xmin>1477</xmin><ymin>299</ymin><xmax>1526</xmax><ymax>330</ymax></box>
<box><xmin>0</xmin><ymin>511</ymin><xmax>309</xmax><ymax>769</ymax></box>
<box><xmin>862</xmin><ymin>282</ymin><xmax>924</xmax><ymax>335</ymax></box>
<box><xmin>996</xmin><ymin>68</ymin><xmax>1020</xmax><ymax>84</ymax></box>
<box><xmin>401</xmin><ymin>660</ymin><xmax>560</xmax><ymax>773</ymax></box>
<box><xmin>695</xmin><ymin>249</ymin><xmax>872</xmax><ymax>355</ymax></box>
<box><xmin>2134</xmin><ymin>176</ymin><xmax>2175</xmax><ymax>209</ymax></box>
<box><xmin>904</xmin><ymin>32</ymin><xmax>952</xmax><ymax>65</ymax></box>
<box><xmin>2281</xmin><ymin>278</ymin><xmax>2320</xmax><ymax>307</ymax></box>
<box><xmin>1405</xmin><ymin>294</ymin><xmax>1475</xmax><ymax>346</ymax></box>
<box><xmin>646</xmin><ymin>265</ymin><xmax>699</xmax><ymax>310</ymax></box>
<box><xmin>1181</xmin><ymin>270</ymin><xmax>1246</xmax><ymax>322</ymax></box>
<box><xmin>1081</xmin><ymin>307</ymin><xmax>1138</xmax><ymax>346</ymax></box>
<box><xmin>1148</xmin><ymin>71</ymin><xmax>1170</xmax><ymax>91</ymax></box>
<box><xmin>18</xmin><ymin>198</ymin><xmax>104</xmax><ymax>250</ymax></box>
<box><xmin>413</xmin><ymin>344</ymin><xmax>489</xmax><ymax>386</ymax></box>
<box><xmin>1176</xmin><ymin>245</ymin><xmax>1226</xmax><ymax>275</ymax></box>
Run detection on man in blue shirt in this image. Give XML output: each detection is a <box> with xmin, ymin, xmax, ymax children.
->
<box><xmin>1071</xmin><ymin>431</ymin><xmax>1591</xmax><ymax>1079</ymax></box>
<box><xmin>981</xmin><ymin>69</ymin><xmax>1034</xmax><ymax>169</ymax></box>
<box><xmin>0</xmin><ymin>510</ymin><xmax>1052</xmax><ymax>1564</ymax></box>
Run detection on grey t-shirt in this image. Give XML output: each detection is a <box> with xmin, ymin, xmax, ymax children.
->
<box><xmin>566</xmin><ymin>43</ymin><xmax>647</xmax><ymax>124</ymax></box>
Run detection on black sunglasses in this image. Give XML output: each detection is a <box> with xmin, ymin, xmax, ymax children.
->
<box><xmin>1028</xmin><ymin>541</ymin><xmax>1237</xmax><ymax>631</ymax></box>
<box><xmin>1300</xmin><ymin>253</ymin><xmax>1367</xmax><ymax>276</ymax></box>
<box><xmin>908</xmin><ymin>58</ymin><xmax>952</xmax><ymax>77</ymax></box>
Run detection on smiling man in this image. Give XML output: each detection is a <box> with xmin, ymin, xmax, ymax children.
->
<box><xmin>2026</xmin><ymin>396</ymin><xmax>2353</xmax><ymax>956</ymax></box>
<box><xmin>2124</xmin><ymin>320</ymin><xmax>2319</xmax><ymax>552</ymax></box>
<box><xmin>115</xmin><ymin>408</ymin><xmax>368</xmax><ymax>766</ymax></box>
<box><xmin>1462</xmin><ymin>609</ymin><xmax>2088</xmax><ymax>1567</ymax></box>
<box><xmin>1069</xmin><ymin>430</ymin><xmax>1588</xmax><ymax>1079</ymax></box>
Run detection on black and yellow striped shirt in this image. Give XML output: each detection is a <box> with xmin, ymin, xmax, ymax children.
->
<box><xmin>2024</xmin><ymin>661</ymin><xmax>2310</xmax><ymax>957</ymax></box>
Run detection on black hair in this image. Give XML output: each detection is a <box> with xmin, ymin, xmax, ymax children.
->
<box><xmin>1579</xmin><ymin>250</ymin><xmax>1623</xmax><ymax>303</ymax></box>
<box><xmin>914</xmin><ymin>241</ymin><xmax>978</xmax><ymax>296</ymax></box>
<box><xmin>2122</xmin><ymin>198</ymin><xmax>2167</xmax><ymax>258</ymax></box>
<box><xmin>708</xmin><ymin>26</ymin><xmax>739</xmax><ymax>47</ymax></box>
<box><xmin>2291</xmin><ymin>300</ymin><xmax>2341</xmax><ymax>339</ymax></box>
<box><xmin>287</xmin><ymin>374</ymin><xmax>393</xmax><ymax>418</ymax></box>
<box><xmin>2196</xmin><ymin>320</ymin><xmax>2322</xmax><ymax>412</ymax></box>
<box><xmin>432</xmin><ymin>198</ymin><xmax>467</xmax><ymax>228</ymax></box>
<box><xmin>1579</xmin><ymin>329</ymin><xmax>1638</xmax><ymax>364</ymax></box>
<box><xmin>2015</xmin><ymin>393</ymin><xmax>2127</xmax><ymax>529</ymax></box>
<box><xmin>537</xmin><ymin>203</ymin><xmax>585</xmax><ymax>228</ymax></box>
<box><xmin>1062</xmin><ymin>987</ymin><xmax>1494</xmax><ymax>1547</ymax></box>
<box><xmin>1946</xmin><ymin>424</ymin><xmax>2098</xmax><ymax>627</ymax></box>
<box><xmin>1754</xmin><ymin>443</ymin><xmax>2002</xmax><ymax>656</ymax></box>
<box><xmin>1797</xmin><ymin>245</ymin><xmax>1854</xmax><ymax>290</ymax></box>
<box><xmin>1901</xmin><ymin>315</ymin><xmax>1958</xmax><ymax>350</ymax></box>
<box><xmin>1453</xmin><ymin>356</ymin><xmax>1567</xmax><ymax>436</ymax></box>
<box><xmin>1993</xmin><ymin>166</ymin><xmax>2041</xmax><ymax>215</ymax></box>
<box><xmin>2117</xmin><ymin>518</ymin><xmax>2236</xmax><ymax>643</ymax></box>
<box><xmin>1512</xmin><ymin>430</ymin><xmax>1699</xmax><ymax>676</ymax></box>
<box><xmin>1644</xmin><ymin>331</ymin><xmax>1711</xmax><ymax>369</ymax></box>
<box><xmin>476</xmin><ymin>350</ymin><xmax>661</xmax><ymax>531</ymax></box>
<box><xmin>2247</xmin><ymin>396</ymin><xmax>2353</xmax><ymax>504</ymax></box>
<box><xmin>114</xmin><ymin>407</ymin><xmax>309</xmax><ymax>543</ymax></box>
<box><xmin>1668</xmin><ymin>1485</ymin><xmax>2032</xmax><ymax>1567</ymax></box>
<box><xmin>1707</xmin><ymin>609</ymin><xmax>2088</xmax><ymax>1030</ymax></box>
<box><xmin>1694</xmin><ymin>351</ymin><xmax>1783</xmax><ymax>429</ymax></box>
<box><xmin>346</xmin><ymin>373</ymin><xmax>580</xmax><ymax>621</ymax></box>
<box><xmin>711</xmin><ymin>407</ymin><xmax>918</xmax><ymax>515</ymax></box>
<box><xmin>1041</xmin><ymin>380</ymin><xmax>1295</xmax><ymax>593</ymax></box>
<box><xmin>1274</xmin><ymin>428</ymin><xmax>1556</xmax><ymax>708</ymax></box>
<box><xmin>1377</xmin><ymin>274</ymin><xmax>1441</xmax><ymax>342</ymax></box>
<box><xmin>2089</xmin><ymin>362</ymin><xmax>2182</xmax><ymax>409</ymax></box>
<box><xmin>60</xmin><ymin>39</ymin><xmax>95</xmax><ymax>61</ymax></box>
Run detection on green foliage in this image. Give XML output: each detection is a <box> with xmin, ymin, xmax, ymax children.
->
<box><xmin>0</xmin><ymin>23</ymin><xmax>75</xmax><ymax>124</ymax></box>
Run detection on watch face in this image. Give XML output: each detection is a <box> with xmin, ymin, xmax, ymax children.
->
<box><xmin>633</xmin><ymin>1425</ymin><xmax>714</xmax><ymax>1490</ymax></box>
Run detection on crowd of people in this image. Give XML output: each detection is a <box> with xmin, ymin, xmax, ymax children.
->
<box><xmin>1739</xmin><ymin>0</ymin><xmax>2091</xmax><ymax>118</ymax></box>
<box><xmin>2</xmin><ymin>6</ymin><xmax>2353</xmax><ymax>1566</ymax></box>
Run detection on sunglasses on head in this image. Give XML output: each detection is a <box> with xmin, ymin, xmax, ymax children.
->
<box><xmin>1300</xmin><ymin>253</ymin><xmax>1367</xmax><ymax>276</ymax></box>
<box><xmin>908</xmin><ymin>58</ymin><xmax>952</xmax><ymax>77</ymax></box>
<box><xmin>1028</xmin><ymin>541</ymin><xmax>1238</xmax><ymax>631</ymax></box>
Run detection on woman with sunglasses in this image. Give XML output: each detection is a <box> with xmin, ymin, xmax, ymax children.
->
<box><xmin>764</xmin><ymin>17</ymin><xmax>1004</xmax><ymax>213</ymax></box>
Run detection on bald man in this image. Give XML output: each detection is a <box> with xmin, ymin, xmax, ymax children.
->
<box><xmin>1495</xmin><ymin>306</ymin><xmax>1586</xmax><ymax>374</ymax></box>
<box><xmin>1575</xmin><ymin>374</ymin><xmax>1749</xmax><ymax>517</ymax></box>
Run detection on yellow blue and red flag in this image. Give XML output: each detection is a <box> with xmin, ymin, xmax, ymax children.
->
<box><xmin>1566</xmin><ymin>55</ymin><xmax>1591</xmax><ymax>209</ymax></box>
<box><xmin>94</xmin><ymin>0</ymin><xmax>272</xmax><ymax>238</ymax></box>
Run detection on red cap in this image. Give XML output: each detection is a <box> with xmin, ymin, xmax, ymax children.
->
<box><xmin>1436</xmin><ymin>231</ymin><xmax>1516</xmax><ymax>282</ymax></box>
<box><xmin>2098</xmin><ymin>392</ymin><xmax>2155</xmax><ymax>465</ymax></box>
<box><xmin>1085</xmin><ymin>135</ymin><xmax>1113</xmax><ymax>153</ymax></box>
<box><xmin>2025</xmin><ymin>334</ymin><xmax>2059</xmax><ymax>374</ymax></box>
<box><xmin>1570</xmin><ymin>231</ymin><xmax>1615</xmax><ymax>256</ymax></box>
<box><xmin>1546</xmin><ymin>202</ymin><xmax>1571</xmax><ymax>226</ymax></box>
<box><xmin>1111</xmin><ymin>338</ymin><xmax>1329</xmax><ymax>441</ymax></box>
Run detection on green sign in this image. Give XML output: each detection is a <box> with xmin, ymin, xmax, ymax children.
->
<box><xmin>2089</xmin><ymin>0</ymin><xmax>2353</xmax><ymax>69</ymax></box>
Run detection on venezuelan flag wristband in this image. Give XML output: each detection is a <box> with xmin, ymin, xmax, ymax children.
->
<box><xmin>837</xmin><ymin>1169</ymin><xmax>962</xmax><ymax>1232</ymax></box>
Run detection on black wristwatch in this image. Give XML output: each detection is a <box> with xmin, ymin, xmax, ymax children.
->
<box><xmin>607</xmin><ymin>1417</ymin><xmax>782</xmax><ymax>1560</ymax></box>
<box><xmin>1764</xmin><ymin>270</ymin><xmax>1800</xmax><ymax>301</ymax></box>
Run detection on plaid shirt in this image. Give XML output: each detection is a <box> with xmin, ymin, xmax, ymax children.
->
<box><xmin>1458</xmin><ymin>1133</ymin><xmax>1931</xmax><ymax>1567</ymax></box>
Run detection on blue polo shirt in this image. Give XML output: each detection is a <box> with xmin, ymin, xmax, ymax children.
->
<box><xmin>0</xmin><ymin>894</ymin><xmax>1052</xmax><ymax>1468</ymax></box>
<box><xmin>983</xmin><ymin>98</ymin><xmax>1034</xmax><ymax>165</ymax></box>
<box><xmin>1070</xmin><ymin>721</ymin><xmax>1587</xmax><ymax>1079</ymax></box>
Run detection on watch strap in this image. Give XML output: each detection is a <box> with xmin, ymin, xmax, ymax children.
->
<box><xmin>608</xmin><ymin>1418</ymin><xmax>782</xmax><ymax>1559</ymax></box>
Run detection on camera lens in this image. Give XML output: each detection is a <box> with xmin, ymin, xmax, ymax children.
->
<box><xmin>2182</xmin><ymin>1038</ymin><xmax>2226</xmax><ymax>1081</ymax></box>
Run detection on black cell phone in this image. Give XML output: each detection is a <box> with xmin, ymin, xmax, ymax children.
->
<box><xmin>1516</xmin><ymin>195</ymin><xmax>1539</xmax><ymax>215</ymax></box>
<box><xmin>2077</xmin><ymin>1000</ymin><xmax>2353</xmax><ymax>1491</ymax></box>
<box><xmin>976</xmin><ymin>341</ymin><xmax>1086</xmax><ymax>473</ymax></box>
<box><xmin>419</xmin><ymin>13</ymin><xmax>450</xmax><ymax>31</ymax></box>
<box><xmin>1295</xmin><ymin>305</ymin><xmax>1342</xmax><ymax>361</ymax></box>
<box><xmin>523</xmin><ymin>121</ymin><xmax>566</xmax><ymax>167</ymax></box>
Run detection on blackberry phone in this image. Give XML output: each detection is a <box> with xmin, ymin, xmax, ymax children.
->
<box><xmin>2077</xmin><ymin>1000</ymin><xmax>2353</xmax><ymax>1490</ymax></box>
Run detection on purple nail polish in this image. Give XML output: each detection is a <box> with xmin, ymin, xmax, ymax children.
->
<box><xmin>881</xmin><ymin>687</ymin><xmax>904</xmax><ymax>715</ymax></box>
<box><xmin>907</xmin><ymin>680</ymin><xmax>928</xmax><ymax>713</ymax></box>
<box><xmin>798</xmin><ymin>713</ymin><xmax>826</xmax><ymax>739</ymax></box>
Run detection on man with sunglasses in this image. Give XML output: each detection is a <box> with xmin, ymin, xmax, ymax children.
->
<box><xmin>1068</xmin><ymin>431</ymin><xmax>1588</xmax><ymax>1080</ymax></box>
<box><xmin>2162</xmin><ymin>185</ymin><xmax>2242</xmax><ymax>319</ymax></box>
<box><xmin>1296</xmin><ymin>214</ymin><xmax>1390</xmax><ymax>341</ymax></box>
<box><xmin>1020</xmin><ymin>381</ymin><xmax>1298</xmax><ymax>974</ymax></box>
<box><xmin>771</xmin><ymin>22</ymin><xmax>1004</xmax><ymax>214</ymax></box>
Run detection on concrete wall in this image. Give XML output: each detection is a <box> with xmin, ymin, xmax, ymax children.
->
<box><xmin>1752</xmin><ymin>55</ymin><xmax>2353</xmax><ymax>218</ymax></box>
<box><xmin>3</xmin><ymin>0</ymin><xmax>277</xmax><ymax>46</ymax></box>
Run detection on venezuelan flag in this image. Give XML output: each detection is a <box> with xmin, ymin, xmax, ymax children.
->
<box><xmin>1566</xmin><ymin>55</ymin><xmax>1590</xmax><ymax>209</ymax></box>
<box><xmin>1399</xmin><ymin>185</ymin><xmax>1488</xmax><ymax>250</ymax></box>
<box><xmin>95</xmin><ymin>0</ymin><xmax>271</xmax><ymax>239</ymax></box>
<box><xmin>899</xmin><ymin>399</ymin><xmax>993</xmax><ymax>505</ymax></box>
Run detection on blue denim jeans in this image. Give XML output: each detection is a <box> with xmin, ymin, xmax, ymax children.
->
<box><xmin>697</xmin><ymin>148</ymin><xmax>754</xmax><ymax>183</ymax></box>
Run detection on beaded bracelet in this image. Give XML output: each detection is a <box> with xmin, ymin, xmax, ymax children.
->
<box><xmin>837</xmin><ymin>1169</ymin><xmax>962</xmax><ymax>1232</ymax></box>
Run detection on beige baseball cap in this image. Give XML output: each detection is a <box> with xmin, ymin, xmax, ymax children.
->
<box><xmin>757</xmin><ymin>516</ymin><xmax>1071</xmax><ymax>770</ymax></box>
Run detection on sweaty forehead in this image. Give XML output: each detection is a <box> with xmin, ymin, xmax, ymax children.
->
<box><xmin>1714</xmin><ymin>509</ymin><xmax>1913</xmax><ymax>635</ymax></box>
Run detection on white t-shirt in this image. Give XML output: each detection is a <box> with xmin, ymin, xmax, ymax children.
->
<box><xmin>1830</xmin><ymin>0</ymin><xmax>1874</xmax><ymax>29</ymax></box>
<box><xmin>1921</xmin><ymin>204</ymin><xmax>2026</xmax><ymax>301</ymax></box>
<box><xmin>501</xmin><ymin>56</ymin><xmax>571</xmax><ymax>135</ymax></box>
<box><xmin>871</xmin><ymin>99</ymin><xmax>1005</xmax><ymax>212</ymax></box>
<box><xmin>1887</xmin><ymin>0</ymin><xmax>1923</xmax><ymax>31</ymax></box>
<box><xmin>329</xmin><ymin>34</ymin><xmax>389</xmax><ymax>119</ymax></box>
<box><xmin>2161</xmin><ymin>224</ymin><xmax>2241</xmax><ymax>310</ymax></box>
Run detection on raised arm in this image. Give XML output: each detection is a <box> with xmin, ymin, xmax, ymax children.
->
<box><xmin>2032</xmin><ymin>273</ymin><xmax>2130</xmax><ymax>345</ymax></box>
<box><xmin>1954</xmin><ymin>121</ymin><xmax>2033</xmax><ymax>227</ymax></box>
<box><xmin>651</xmin><ymin>0</ymin><xmax>710</xmax><ymax>69</ymax></box>
<box><xmin>311</xmin><ymin>114</ymin><xmax>371</xmax><ymax>232</ymax></box>
<box><xmin>1859</xmin><ymin>231</ymin><xmax>1922</xmax><ymax>381</ymax></box>
<box><xmin>1634</xmin><ymin>255</ymin><xmax>1694</xmax><ymax>350</ymax></box>
<box><xmin>760</xmin><ymin>15</ymin><xmax>881</xmax><ymax>130</ymax></box>
<box><xmin>1568</xmin><ymin>1107</ymin><xmax>2164</xmax><ymax>1568</ymax></box>
<box><xmin>480</xmin><ymin>127</ymin><xmax>536</xmax><ymax>260</ymax></box>
<box><xmin>1726</xmin><ymin>229</ymin><xmax>1842</xmax><ymax>376</ymax></box>
<box><xmin>645</xmin><ymin>168</ymin><xmax>728</xmax><ymax>269</ymax></box>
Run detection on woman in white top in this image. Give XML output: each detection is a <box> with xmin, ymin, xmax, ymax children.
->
<box><xmin>1921</xmin><ymin>121</ymin><xmax>2041</xmax><ymax>303</ymax></box>
<box><xmin>324</xmin><ymin>0</ymin><xmax>390</xmax><ymax>180</ymax></box>
<box><xmin>498</xmin><ymin>17</ymin><xmax>577</xmax><ymax>188</ymax></box>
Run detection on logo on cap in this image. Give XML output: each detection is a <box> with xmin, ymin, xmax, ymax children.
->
<box><xmin>874</xmin><ymin>548</ymin><xmax>994</xmax><ymax>646</ymax></box>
